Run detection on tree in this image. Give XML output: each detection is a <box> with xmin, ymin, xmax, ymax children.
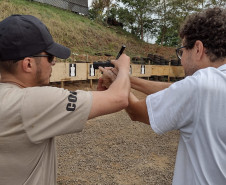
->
<box><xmin>155</xmin><ymin>0</ymin><xmax>201</xmax><ymax>46</ymax></box>
<box><xmin>116</xmin><ymin>0</ymin><xmax>157</xmax><ymax>40</ymax></box>
<box><xmin>156</xmin><ymin>0</ymin><xmax>225</xmax><ymax>46</ymax></box>
<box><xmin>88</xmin><ymin>0</ymin><xmax>114</xmax><ymax>21</ymax></box>
<box><xmin>89</xmin><ymin>0</ymin><xmax>225</xmax><ymax>46</ymax></box>
<box><xmin>204</xmin><ymin>0</ymin><xmax>226</xmax><ymax>7</ymax></box>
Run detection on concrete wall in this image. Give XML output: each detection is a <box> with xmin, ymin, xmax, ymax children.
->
<box><xmin>33</xmin><ymin>0</ymin><xmax>88</xmax><ymax>15</ymax></box>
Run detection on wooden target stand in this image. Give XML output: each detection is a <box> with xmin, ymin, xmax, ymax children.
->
<box><xmin>50</xmin><ymin>62</ymin><xmax>185</xmax><ymax>88</ymax></box>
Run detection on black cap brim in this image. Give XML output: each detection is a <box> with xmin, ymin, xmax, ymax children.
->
<box><xmin>46</xmin><ymin>42</ymin><xmax>71</xmax><ymax>59</ymax></box>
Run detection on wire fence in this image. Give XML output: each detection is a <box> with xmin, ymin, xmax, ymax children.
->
<box><xmin>32</xmin><ymin>0</ymin><xmax>88</xmax><ymax>15</ymax></box>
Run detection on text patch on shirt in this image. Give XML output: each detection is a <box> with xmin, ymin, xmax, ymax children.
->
<box><xmin>66</xmin><ymin>91</ymin><xmax>77</xmax><ymax>111</ymax></box>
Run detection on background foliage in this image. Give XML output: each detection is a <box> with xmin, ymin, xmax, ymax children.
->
<box><xmin>0</xmin><ymin>0</ymin><xmax>179</xmax><ymax>61</ymax></box>
<box><xmin>89</xmin><ymin>0</ymin><xmax>226</xmax><ymax>46</ymax></box>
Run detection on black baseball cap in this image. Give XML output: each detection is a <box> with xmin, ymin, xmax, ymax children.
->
<box><xmin>0</xmin><ymin>14</ymin><xmax>71</xmax><ymax>61</ymax></box>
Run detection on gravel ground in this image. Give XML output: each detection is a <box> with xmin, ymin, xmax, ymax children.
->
<box><xmin>55</xmin><ymin>82</ymin><xmax>180</xmax><ymax>185</ymax></box>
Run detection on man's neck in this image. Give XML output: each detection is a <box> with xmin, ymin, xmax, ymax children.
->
<box><xmin>209</xmin><ymin>59</ymin><xmax>226</xmax><ymax>68</ymax></box>
<box><xmin>0</xmin><ymin>75</ymin><xmax>29</xmax><ymax>88</ymax></box>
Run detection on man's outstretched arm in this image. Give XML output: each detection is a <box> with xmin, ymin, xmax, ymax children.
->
<box><xmin>130</xmin><ymin>76</ymin><xmax>171</xmax><ymax>95</ymax></box>
<box><xmin>88</xmin><ymin>54</ymin><xmax>131</xmax><ymax>119</ymax></box>
<box><xmin>125</xmin><ymin>92</ymin><xmax>150</xmax><ymax>125</ymax></box>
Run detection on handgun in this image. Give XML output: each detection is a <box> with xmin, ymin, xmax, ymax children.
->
<box><xmin>93</xmin><ymin>45</ymin><xmax>126</xmax><ymax>69</ymax></box>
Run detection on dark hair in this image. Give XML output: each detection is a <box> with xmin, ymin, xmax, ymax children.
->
<box><xmin>180</xmin><ymin>7</ymin><xmax>226</xmax><ymax>62</ymax></box>
<box><xmin>0</xmin><ymin>53</ymin><xmax>44</xmax><ymax>74</ymax></box>
<box><xmin>0</xmin><ymin>60</ymin><xmax>19</xmax><ymax>74</ymax></box>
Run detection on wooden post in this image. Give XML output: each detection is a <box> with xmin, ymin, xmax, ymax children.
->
<box><xmin>168</xmin><ymin>62</ymin><xmax>171</xmax><ymax>82</ymax></box>
<box><xmin>90</xmin><ymin>79</ymin><xmax>93</xmax><ymax>88</ymax></box>
<box><xmin>148</xmin><ymin>60</ymin><xmax>150</xmax><ymax>80</ymax></box>
<box><xmin>61</xmin><ymin>81</ymin><xmax>64</xmax><ymax>88</ymax></box>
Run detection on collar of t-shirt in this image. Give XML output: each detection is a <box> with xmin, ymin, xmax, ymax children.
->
<box><xmin>217</xmin><ymin>64</ymin><xmax>226</xmax><ymax>72</ymax></box>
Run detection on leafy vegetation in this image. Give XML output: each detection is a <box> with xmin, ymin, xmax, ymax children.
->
<box><xmin>0</xmin><ymin>0</ymin><xmax>179</xmax><ymax>61</ymax></box>
<box><xmin>90</xmin><ymin>0</ymin><xmax>225</xmax><ymax>47</ymax></box>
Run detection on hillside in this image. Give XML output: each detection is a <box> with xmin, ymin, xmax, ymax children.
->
<box><xmin>0</xmin><ymin>0</ymin><xmax>177</xmax><ymax>62</ymax></box>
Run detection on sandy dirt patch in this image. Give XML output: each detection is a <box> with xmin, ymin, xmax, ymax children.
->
<box><xmin>54</xmin><ymin>81</ymin><xmax>179</xmax><ymax>185</ymax></box>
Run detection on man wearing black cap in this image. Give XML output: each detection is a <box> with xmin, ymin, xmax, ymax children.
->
<box><xmin>0</xmin><ymin>15</ymin><xmax>130</xmax><ymax>185</ymax></box>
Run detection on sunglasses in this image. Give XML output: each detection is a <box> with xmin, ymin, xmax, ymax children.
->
<box><xmin>175</xmin><ymin>45</ymin><xmax>187</xmax><ymax>59</ymax></box>
<box><xmin>32</xmin><ymin>54</ymin><xmax>55</xmax><ymax>63</ymax></box>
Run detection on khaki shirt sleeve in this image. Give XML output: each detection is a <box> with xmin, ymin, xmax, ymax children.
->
<box><xmin>21</xmin><ymin>86</ymin><xmax>92</xmax><ymax>143</ymax></box>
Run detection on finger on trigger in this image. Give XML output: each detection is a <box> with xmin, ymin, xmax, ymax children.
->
<box><xmin>99</xmin><ymin>66</ymin><xmax>106</xmax><ymax>73</ymax></box>
<box><xmin>105</xmin><ymin>67</ymin><xmax>113</xmax><ymax>70</ymax></box>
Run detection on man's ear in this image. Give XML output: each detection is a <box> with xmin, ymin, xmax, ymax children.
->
<box><xmin>194</xmin><ymin>40</ymin><xmax>205</xmax><ymax>61</ymax></box>
<box><xmin>21</xmin><ymin>57</ymin><xmax>33</xmax><ymax>73</ymax></box>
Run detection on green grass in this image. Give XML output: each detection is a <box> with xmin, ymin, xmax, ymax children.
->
<box><xmin>0</xmin><ymin>0</ymin><xmax>177</xmax><ymax>61</ymax></box>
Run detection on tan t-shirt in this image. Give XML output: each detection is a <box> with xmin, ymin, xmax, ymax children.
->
<box><xmin>0</xmin><ymin>83</ymin><xmax>92</xmax><ymax>185</ymax></box>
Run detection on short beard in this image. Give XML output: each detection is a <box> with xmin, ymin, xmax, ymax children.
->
<box><xmin>183</xmin><ymin>53</ymin><xmax>200</xmax><ymax>77</ymax></box>
<box><xmin>184</xmin><ymin>66</ymin><xmax>199</xmax><ymax>76</ymax></box>
<box><xmin>34</xmin><ymin>58</ymin><xmax>48</xmax><ymax>86</ymax></box>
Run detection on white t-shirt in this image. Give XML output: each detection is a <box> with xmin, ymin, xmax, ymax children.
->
<box><xmin>0</xmin><ymin>84</ymin><xmax>92</xmax><ymax>185</ymax></box>
<box><xmin>146</xmin><ymin>65</ymin><xmax>226</xmax><ymax>185</ymax></box>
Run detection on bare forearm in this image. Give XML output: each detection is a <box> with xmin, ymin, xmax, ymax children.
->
<box><xmin>130</xmin><ymin>76</ymin><xmax>172</xmax><ymax>94</ymax></box>
<box><xmin>125</xmin><ymin>92</ymin><xmax>150</xmax><ymax>125</ymax></box>
<box><xmin>108</xmin><ymin>68</ymin><xmax>130</xmax><ymax>104</ymax></box>
<box><xmin>89</xmin><ymin>54</ymin><xmax>131</xmax><ymax>119</ymax></box>
<box><xmin>89</xmin><ymin>70</ymin><xmax>130</xmax><ymax>119</ymax></box>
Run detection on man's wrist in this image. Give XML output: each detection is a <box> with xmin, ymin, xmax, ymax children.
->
<box><xmin>118</xmin><ymin>67</ymin><xmax>130</xmax><ymax>74</ymax></box>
